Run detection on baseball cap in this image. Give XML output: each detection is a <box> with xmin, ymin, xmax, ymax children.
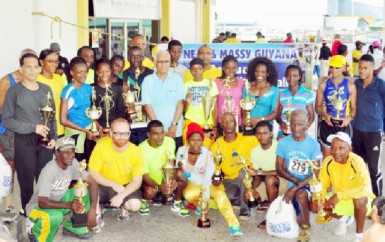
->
<box><xmin>327</xmin><ymin>131</ymin><xmax>351</xmax><ymax>145</ymax></box>
<box><xmin>55</xmin><ymin>137</ymin><xmax>76</xmax><ymax>151</ymax></box>
<box><xmin>50</xmin><ymin>42</ymin><xmax>61</xmax><ymax>52</ymax></box>
<box><xmin>372</xmin><ymin>40</ymin><xmax>381</xmax><ymax>48</ymax></box>
<box><xmin>329</xmin><ymin>55</ymin><xmax>346</xmax><ymax>68</ymax></box>
<box><xmin>355</xmin><ymin>40</ymin><xmax>365</xmax><ymax>46</ymax></box>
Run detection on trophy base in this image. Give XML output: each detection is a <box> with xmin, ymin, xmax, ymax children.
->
<box><xmin>71</xmin><ymin>213</ymin><xmax>88</xmax><ymax>228</ymax></box>
<box><xmin>162</xmin><ymin>194</ymin><xmax>174</xmax><ymax>205</ymax></box>
<box><xmin>103</xmin><ymin>127</ymin><xmax>111</xmax><ymax>133</ymax></box>
<box><xmin>331</xmin><ymin>118</ymin><xmax>343</xmax><ymax>127</ymax></box>
<box><xmin>212</xmin><ymin>175</ymin><xmax>223</xmax><ymax>183</ymax></box>
<box><xmin>91</xmin><ymin>130</ymin><xmax>100</xmax><ymax>138</ymax></box>
<box><xmin>197</xmin><ymin>218</ymin><xmax>210</xmax><ymax>228</ymax></box>
<box><xmin>242</xmin><ymin>126</ymin><xmax>254</xmax><ymax>136</ymax></box>
<box><xmin>248</xmin><ymin>200</ymin><xmax>258</xmax><ymax>208</ymax></box>
<box><xmin>315</xmin><ymin>211</ymin><xmax>332</xmax><ymax>224</ymax></box>
<box><xmin>39</xmin><ymin>138</ymin><xmax>51</xmax><ymax>147</ymax></box>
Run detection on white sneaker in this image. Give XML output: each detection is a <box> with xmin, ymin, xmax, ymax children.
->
<box><xmin>354</xmin><ymin>233</ymin><xmax>363</xmax><ymax>242</ymax></box>
<box><xmin>333</xmin><ymin>216</ymin><xmax>354</xmax><ymax>235</ymax></box>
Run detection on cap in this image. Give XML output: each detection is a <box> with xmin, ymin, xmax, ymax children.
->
<box><xmin>55</xmin><ymin>137</ymin><xmax>76</xmax><ymax>151</ymax></box>
<box><xmin>372</xmin><ymin>40</ymin><xmax>381</xmax><ymax>48</ymax></box>
<box><xmin>186</xmin><ymin>122</ymin><xmax>204</xmax><ymax>142</ymax></box>
<box><xmin>355</xmin><ymin>40</ymin><xmax>365</xmax><ymax>46</ymax></box>
<box><xmin>309</xmin><ymin>35</ymin><xmax>315</xmax><ymax>40</ymax></box>
<box><xmin>327</xmin><ymin>131</ymin><xmax>351</xmax><ymax>145</ymax></box>
<box><xmin>329</xmin><ymin>55</ymin><xmax>346</xmax><ymax>68</ymax></box>
<box><xmin>50</xmin><ymin>42</ymin><xmax>61</xmax><ymax>52</ymax></box>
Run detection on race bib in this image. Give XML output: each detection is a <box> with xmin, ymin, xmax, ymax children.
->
<box><xmin>288</xmin><ymin>158</ymin><xmax>308</xmax><ymax>175</ymax></box>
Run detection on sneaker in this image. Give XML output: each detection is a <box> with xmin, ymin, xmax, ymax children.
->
<box><xmin>63</xmin><ymin>227</ymin><xmax>93</xmax><ymax>240</ymax></box>
<box><xmin>92</xmin><ymin>214</ymin><xmax>105</xmax><ymax>234</ymax></box>
<box><xmin>229</xmin><ymin>225</ymin><xmax>243</xmax><ymax>236</ymax></box>
<box><xmin>139</xmin><ymin>199</ymin><xmax>150</xmax><ymax>215</ymax></box>
<box><xmin>186</xmin><ymin>202</ymin><xmax>197</xmax><ymax>211</ymax></box>
<box><xmin>171</xmin><ymin>201</ymin><xmax>190</xmax><ymax>217</ymax></box>
<box><xmin>333</xmin><ymin>216</ymin><xmax>354</xmax><ymax>235</ymax></box>
<box><xmin>26</xmin><ymin>219</ymin><xmax>35</xmax><ymax>242</ymax></box>
<box><xmin>239</xmin><ymin>208</ymin><xmax>251</xmax><ymax>220</ymax></box>
<box><xmin>297</xmin><ymin>224</ymin><xmax>311</xmax><ymax>242</ymax></box>
<box><xmin>354</xmin><ymin>233</ymin><xmax>364</xmax><ymax>242</ymax></box>
<box><xmin>19</xmin><ymin>208</ymin><xmax>26</xmax><ymax>218</ymax></box>
<box><xmin>153</xmin><ymin>193</ymin><xmax>162</xmax><ymax>206</ymax></box>
<box><xmin>117</xmin><ymin>207</ymin><xmax>130</xmax><ymax>221</ymax></box>
<box><xmin>195</xmin><ymin>208</ymin><xmax>202</xmax><ymax>215</ymax></box>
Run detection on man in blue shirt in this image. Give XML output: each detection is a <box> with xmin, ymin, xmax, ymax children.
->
<box><xmin>142</xmin><ymin>50</ymin><xmax>186</xmax><ymax>150</ymax></box>
<box><xmin>276</xmin><ymin>110</ymin><xmax>322</xmax><ymax>242</ymax></box>
<box><xmin>353</xmin><ymin>54</ymin><xmax>385</xmax><ymax>197</ymax></box>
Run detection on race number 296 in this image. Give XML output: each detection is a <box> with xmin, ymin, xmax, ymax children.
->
<box><xmin>288</xmin><ymin>158</ymin><xmax>307</xmax><ymax>175</ymax></box>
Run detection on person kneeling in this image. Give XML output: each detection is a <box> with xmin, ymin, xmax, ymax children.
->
<box><xmin>310</xmin><ymin>132</ymin><xmax>374</xmax><ymax>242</ymax></box>
<box><xmin>177</xmin><ymin>122</ymin><xmax>243</xmax><ymax>236</ymax></box>
<box><xmin>26</xmin><ymin>137</ymin><xmax>99</xmax><ymax>242</ymax></box>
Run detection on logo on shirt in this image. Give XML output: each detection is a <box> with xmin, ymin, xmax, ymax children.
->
<box><xmin>51</xmin><ymin>176</ymin><xmax>71</xmax><ymax>195</ymax></box>
<box><xmin>373</xmin><ymin>146</ymin><xmax>379</xmax><ymax>151</ymax></box>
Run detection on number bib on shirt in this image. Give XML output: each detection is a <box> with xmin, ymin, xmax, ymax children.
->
<box><xmin>288</xmin><ymin>158</ymin><xmax>307</xmax><ymax>175</ymax></box>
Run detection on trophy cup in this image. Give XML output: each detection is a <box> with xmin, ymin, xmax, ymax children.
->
<box><xmin>162</xmin><ymin>150</ymin><xmax>175</xmax><ymax>205</ymax></box>
<box><xmin>202</xmin><ymin>80</ymin><xmax>216</xmax><ymax>136</ymax></box>
<box><xmin>223</xmin><ymin>91</ymin><xmax>240</xmax><ymax>133</ymax></box>
<box><xmin>85</xmin><ymin>87</ymin><xmax>102</xmax><ymax>137</ymax></box>
<box><xmin>72</xmin><ymin>160</ymin><xmax>88</xmax><ymax>227</ymax></box>
<box><xmin>39</xmin><ymin>92</ymin><xmax>54</xmax><ymax>146</ymax></box>
<box><xmin>307</xmin><ymin>160</ymin><xmax>331</xmax><ymax>224</ymax></box>
<box><xmin>283</xmin><ymin>99</ymin><xmax>294</xmax><ymax>135</ymax></box>
<box><xmin>240</xmin><ymin>81</ymin><xmax>257</xmax><ymax>136</ymax></box>
<box><xmin>212</xmin><ymin>140</ymin><xmax>223</xmax><ymax>182</ymax></box>
<box><xmin>197</xmin><ymin>188</ymin><xmax>210</xmax><ymax>228</ymax></box>
<box><xmin>100</xmin><ymin>84</ymin><xmax>115</xmax><ymax>132</ymax></box>
<box><xmin>330</xmin><ymin>87</ymin><xmax>347</xmax><ymax>127</ymax></box>
<box><xmin>123</xmin><ymin>87</ymin><xmax>136</xmax><ymax>117</ymax></box>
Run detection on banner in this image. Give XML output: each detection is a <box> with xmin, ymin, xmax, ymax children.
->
<box><xmin>93</xmin><ymin>0</ymin><xmax>161</xmax><ymax>20</ymax></box>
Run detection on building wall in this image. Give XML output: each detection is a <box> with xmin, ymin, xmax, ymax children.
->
<box><xmin>170</xmin><ymin>0</ymin><xmax>199</xmax><ymax>43</ymax></box>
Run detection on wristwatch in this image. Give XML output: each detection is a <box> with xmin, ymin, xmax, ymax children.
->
<box><xmin>261</xmin><ymin>117</ymin><xmax>265</xmax><ymax>121</ymax></box>
<box><xmin>172</xmin><ymin>121</ymin><xmax>178</xmax><ymax>126</ymax></box>
<box><xmin>258</xmin><ymin>169</ymin><xmax>263</xmax><ymax>176</ymax></box>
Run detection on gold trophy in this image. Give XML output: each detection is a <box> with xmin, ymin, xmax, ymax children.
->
<box><xmin>100</xmin><ymin>84</ymin><xmax>115</xmax><ymax>132</ymax></box>
<box><xmin>162</xmin><ymin>150</ymin><xmax>175</xmax><ymax>205</ymax></box>
<box><xmin>307</xmin><ymin>160</ymin><xmax>331</xmax><ymax>224</ymax></box>
<box><xmin>85</xmin><ymin>87</ymin><xmax>102</xmax><ymax>137</ymax></box>
<box><xmin>283</xmin><ymin>99</ymin><xmax>294</xmax><ymax>135</ymax></box>
<box><xmin>202</xmin><ymin>79</ymin><xmax>217</xmax><ymax>135</ymax></box>
<box><xmin>212</xmin><ymin>140</ymin><xmax>223</xmax><ymax>182</ymax></box>
<box><xmin>240</xmin><ymin>81</ymin><xmax>257</xmax><ymax>136</ymax></box>
<box><xmin>223</xmin><ymin>91</ymin><xmax>240</xmax><ymax>133</ymax></box>
<box><xmin>197</xmin><ymin>188</ymin><xmax>210</xmax><ymax>228</ymax></box>
<box><xmin>123</xmin><ymin>87</ymin><xmax>136</xmax><ymax>116</ymax></box>
<box><xmin>39</xmin><ymin>92</ymin><xmax>54</xmax><ymax>146</ymax></box>
<box><xmin>72</xmin><ymin>160</ymin><xmax>88</xmax><ymax>227</ymax></box>
<box><xmin>330</xmin><ymin>87</ymin><xmax>347</xmax><ymax>127</ymax></box>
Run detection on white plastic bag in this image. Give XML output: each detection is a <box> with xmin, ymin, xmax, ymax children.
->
<box><xmin>0</xmin><ymin>153</ymin><xmax>12</xmax><ymax>199</ymax></box>
<box><xmin>266</xmin><ymin>195</ymin><xmax>299</xmax><ymax>239</ymax></box>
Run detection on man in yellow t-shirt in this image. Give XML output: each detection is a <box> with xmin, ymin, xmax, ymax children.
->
<box><xmin>223</xmin><ymin>33</ymin><xmax>241</xmax><ymax>44</ymax></box>
<box><xmin>88</xmin><ymin>118</ymin><xmax>144</xmax><ymax>221</ymax></box>
<box><xmin>124</xmin><ymin>34</ymin><xmax>154</xmax><ymax>70</ymax></box>
<box><xmin>138</xmin><ymin>120</ymin><xmax>180</xmax><ymax>215</ymax></box>
<box><xmin>183</xmin><ymin>44</ymin><xmax>221</xmax><ymax>83</ymax></box>
<box><xmin>183</xmin><ymin>58</ymin><xmax>219</xmax><ymax>148</ymax></box>
<box><xmin>352</xmin><ymin>40</ymin><xmax>364</xmax><ymax>77</ymax></box>
<box><xmin>310</xmin><ymin>132</ymin><xmax>374</xmax><ymax>241</ymax></box>
<box><xmin>210</xmin><ymin>112</ymin><xmax>259</xmax><ymax>220</ymax></box>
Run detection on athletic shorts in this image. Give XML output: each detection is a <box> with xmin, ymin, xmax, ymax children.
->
<box><xmin>318</xmin><ymin>120</ymin><xmax>352</xmax><ymax>147</ymax></box>
<box><xmin>99</xmin><ymin>185</ymin><xmax>142</xmax><ymax>205</ymax></box>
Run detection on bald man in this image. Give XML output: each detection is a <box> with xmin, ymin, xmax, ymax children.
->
<box><xmin>124</xmin><ymin>34</ymin><xmax>154</xmax><ymax>70</ymax></box>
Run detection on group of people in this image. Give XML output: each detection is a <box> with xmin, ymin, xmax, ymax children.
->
<box><xmin>0</xmin><ymin>32</ymin><xmax>384</xmax><ymax>242</ymax></box>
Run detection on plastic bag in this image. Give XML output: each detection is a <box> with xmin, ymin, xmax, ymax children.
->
<box><xmin>266</xmin><ymin>195</ymin><xmax>299</xmax><ymax>239</ymax></box>
<box><xmin>0</xmin><ymin>153</ymin><xmax>12</xmax><ymax>198</ymax></box>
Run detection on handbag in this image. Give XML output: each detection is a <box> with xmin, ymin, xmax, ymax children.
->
<box><xmin>0</xmin><ymin>153</ymin><xmax>12</xmax><ymax>199</ymax></box>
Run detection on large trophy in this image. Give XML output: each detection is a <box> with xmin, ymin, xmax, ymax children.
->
<box><xmin>197</xmin><ymin>188</ymin><xmax>210</xmax><ymax>228</ymax></box>
<box><xmin>39</xmin><ymin>92</ymin><xmax>54</xmax><ymax>146</ymax></box>
<box><xmin>123</xmin><ymin>69</ymin><xmax>146</xmax><ymax>127</ymax></box>
<box><xmin>223</xmin><ymin>91</ymin><xmax>240</xmax><ymax>133</ymax></box>
<box><xmin>100</xmin><ymin>84</ymin><xmax>115</xmax><ymax>132</ymax></box>
<box><xmin>212</xmin><ymin>140</ymin><xmax>223</xmax><ymax>182</ymax></box>
<box><xmin>85</xmin><ymin>87</ymin><xmax>102</xmax><ymax>137</ymax></box>
<box><xmin>202</xmin><ymin>79</ymin><xmax>216</xmax><ymax>135</ymax></box>
<box><xmin>307</xmin><ymin>160</ymin><xmax>331</xmax><ymax>224</ymax></box>
<box><xmin>240</xmin><ymin>81</ymin><xmax>257</xmax><ymax>136</ymax></box>
<box><xmin>283</xmin><ymin>99</ymin><xmax>294</xmax><ymax>135</ymax></box>
<box><xmin>162</xmin><ymin>150</ymin><xmax>175</xmax><ymax>205</ymax></box>
<box><xmin>72</xmin><ymin>160</ymin><xmax>88</xmax><ymax>227</ymax></box>
<box><xmin>330</xmin><ymin>87</ymin><xmax>347</xmax><ymax>127</ymax></box>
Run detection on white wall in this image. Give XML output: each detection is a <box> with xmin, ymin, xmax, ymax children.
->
<box><xmin>170</xmin><ymin>0</ymin><xmax>199</xmax><ymax>43</ymax></box>
<box><xmin>0</xmin><ymin>0</ymin><xmax>78</xmax><ymax>77</ymax></box>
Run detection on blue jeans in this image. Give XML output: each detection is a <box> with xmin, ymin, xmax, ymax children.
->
<box><xmin>313</xmin><ymin>65</ymin><xmax>321</xmax><ymax>78</ymax></box>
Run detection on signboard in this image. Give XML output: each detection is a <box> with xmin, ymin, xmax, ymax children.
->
<box><xmin>93</xmin><ymin>0</ymin><xmax>161</xmax><ymax>20</ymax></box>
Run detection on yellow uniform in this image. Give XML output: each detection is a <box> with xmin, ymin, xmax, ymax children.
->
<box><xmin>183</xmin><ymin>66</ymin><xmax>221</xmax><ymax>83</ymax></box>
<box><xmin>88</xmin><ymin>137</ymin><xmax>144</xmax><ymax>185</ymax></box>
<box><xmin>124</xmin><ymin>57</ymin><xmax>154</xmax><ymax>71</ymax></box>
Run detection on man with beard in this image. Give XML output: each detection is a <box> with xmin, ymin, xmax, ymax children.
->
<box><xmin>122</xmin><ymin>46</ymin><xmax>154</xmax><ymax>145</ymax></box>
<box><xmin>88</xmin><ymin>118</ymin><xmax>144</xmax><ymax>221</ymax></box>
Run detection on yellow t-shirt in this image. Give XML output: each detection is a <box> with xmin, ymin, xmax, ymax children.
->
<box><xmin>37</xmin><ymin>73</ymin><xmax>66</xmax><ymax>135</ymax></box>
<box><xmin>183</xmin><ymin>66</ymin><xmax>222</xmax><ymax>83</ymax></box>
<box><xmin>88</xmin><ymin>137</ymin><xmax>145</xmax><ymax>185</ymax></box>
<box><xmin>352</xmin><ymin>49</ymin><xmax>362</xmax><ymax>76</ymax></box>
<box><xmin>184</xmin><ymin>79</ymin><xmax>219</xmax><ymax>127</ymax></box>
<box><xmin>210</xmin><ymin>134</ymin><xmax>259</xmax><ymax>180</ymax></box>
<box><xmin>124</xmin><ymin>57</ymin><xmax>154</xmax><ymax>71</ymax></box>
<box><xmin>62</xmin><ymin>69</ymin><xmax>95</xmax><ymax>85</ymax></box>
<box><xmin>138</xmin><ymin>136</ymin><xmax>176</xmax><ymax>185</ymax></box>
<box><xmin>223</xmin><ymin>38</ymin><xmax>241</xmax><ymax>44</ymax></box>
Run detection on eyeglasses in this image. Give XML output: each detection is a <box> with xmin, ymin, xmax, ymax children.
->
<box><xmin>112</xmin><ymin>131</ymin><xmax>131</xmax><ymax>137</ymax></box>
<box><xmin>156</xmin><ymin>60</ymin><xmax>170</xmax><ymax>64</ymax></box>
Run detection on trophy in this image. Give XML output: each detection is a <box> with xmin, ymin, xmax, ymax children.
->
<box><xmin>202</xmin><ymin>79</ymin><xmax>216</xmax><ymax>135</ymax></box>
<box><xmin>72</xmin><ymin>160</ymin><xmax>88</xmax><ymax>227</ymax></box>
<box><xmin>223</xmin><ymin>91</ymin><xmax>240</xmax><ymax>133</ymax></box>
<box><xmin>123</xmin><ymin>87</ymin><xmax>136</xmax><ymax>116</ymax></box>
<box><xmin>100</xmin><ymin>84</ymin><xmax>115</xmax><ymax>132</ymax></box>
<box><xmin>330</xmin><ymin>87</ymin><xmax>347</xmax><ymax>127</ymax></box>
<box><xmin>283</xmin><ymin>99</ymin><xmax>294</xmax><ymax>135</ymax></box>
<box><xmin>197</xmin><ymin>188</ymin><xmax>210</xmax><ymax>228</ymax></box>
<box><xmin>240</xmin><ymin>81</ymin><xmax>257</xmax><ymax>136</ymax></box>
<box><xmin>212</xmin><ymin>140</ymin><xmax>223</xmax><ymax>182</ymax></box>
<box><xmin>162</xmin><ymin>150</ymin><xmax>175</xmax><ymax>205</ymax></box>
<box><xmin>39</xmin><ymin>92</ymin><xmax>54</xmax><ymax>146</ymax></box>
<box><xmin>85</xmin><ymin>87</ymin><xmax>102</xmax><ymax>137</ymax></box>
<box><xmin>307</xmin><ymin>160</ymin><xmax>331</xmax><ymax>224</ymax></box>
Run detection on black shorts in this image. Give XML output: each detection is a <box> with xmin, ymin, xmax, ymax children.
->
<box><xmin>318</xmin><ymin>120</ymin><xmax>352</xmax><ymax>147</ymax></box>
<box><xmin>99</xmin><ymin>185</ymin><xmax>142</xmax><ymax>204</ymax></box>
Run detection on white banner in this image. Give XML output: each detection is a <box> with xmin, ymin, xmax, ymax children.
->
<box><xmin>93</xmin><ymin>0</ymin><xmax>161</xmax><ymax>20</ymax></box>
